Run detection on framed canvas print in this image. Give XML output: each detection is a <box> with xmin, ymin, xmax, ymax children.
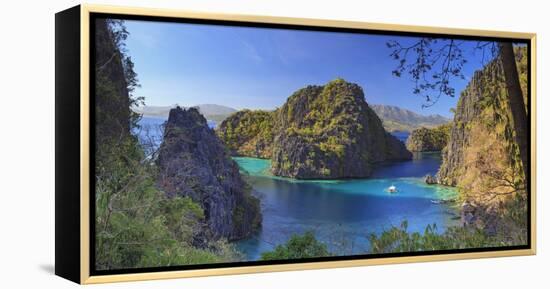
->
<box><xmin>55</xmin><ymin>4</ymin><xmax>536</xmax><ymax>284</ymax></box>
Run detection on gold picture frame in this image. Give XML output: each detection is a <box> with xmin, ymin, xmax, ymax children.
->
<box><xmin>55</xmin><ymin>4</ymin><xmax>536</xmax><ymax>284</ymax></box>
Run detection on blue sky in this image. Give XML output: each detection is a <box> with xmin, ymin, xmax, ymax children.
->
<box><xmin>124</xmin><ymin>20</ymin><xmax>491</xmax><ymax>118</ymax></box>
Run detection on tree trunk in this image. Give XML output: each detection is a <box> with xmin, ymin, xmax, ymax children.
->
<box><xmin>498</xmin><ymin>42</ymin><xmax>529</xmax><ymax>176</ymax></box>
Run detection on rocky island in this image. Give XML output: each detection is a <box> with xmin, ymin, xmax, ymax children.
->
<box><xmin>217</xmin><ymin>109</ymin><xmax>274</xmax><ymax>159</ymax></box>
<box><xmin>406</xmin><ymin>124</ymin><xmax>450</xmax><ymax>152</ymax></box>
<box><xmin>218</xmin><ymin>79</ymin><xmax>412</xmax><ymax>179</ymax></box>
<box><xmin>157</xmin><ymin>107</ymin><xmax>262</xmax><ymax>241</ymax></box>
<box><xmin>89</xmin><ymin>17</ymin><xmax>531</xmax><ymax>269</ymax></box>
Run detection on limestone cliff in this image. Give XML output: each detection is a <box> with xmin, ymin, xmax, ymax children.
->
<box><xmin>217</xmin><ymin>110</ymin><xmax>274</xmax><ymax>159</ymax></box>
<box><xmin>437</xmin><ymin>47</ymin><xmax>527</xmax><ymax>205</ymax></box>
<box><xmin>94</xmin><ymin>19</ymin><xmax>134</xmax><ymax>146</ymax></box>
<box><xmin>156</xmin><ymin>107</ymin><xmax>262</xmax><ymax>241</ymax></box>
<box><xmin>406</xmin><ymin>124</ymin><xmax>450</xmax><ymax>152</ymax></box>
<box><xmin>270</xmin><ymin>79</ymin><xmax>412</xmax><ymax>179</ymax></box>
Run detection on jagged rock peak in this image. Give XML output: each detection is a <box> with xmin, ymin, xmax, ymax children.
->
<box><xmin>270</xmin><ymin>78</ymin><xmax>412</xmax><ymax>179</ymax></box>
<box><xmin>157</xmin><ymin>106</ymin><xmax>262</xmax><ymax>241</ymax></box>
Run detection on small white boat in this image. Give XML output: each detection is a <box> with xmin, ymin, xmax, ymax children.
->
<box><xmin>388</xmin><ymin>185</ymin><xmax>397</xmax><ymax>193</ymax></box>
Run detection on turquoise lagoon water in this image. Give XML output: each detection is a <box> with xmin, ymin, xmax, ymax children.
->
<box><xmin>234</xmin><ymin>153</ymin><xmax>460</xmax><ymax>260</ymax></box>
<box><xmin>134</xmin><ymin>118</ymin><xmax>460</xmax><ymax>260</ymax></box>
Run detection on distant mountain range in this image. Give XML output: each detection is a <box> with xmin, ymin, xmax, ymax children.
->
<box><xmin>134</xmin><ymin>104</ymin><xmax>237</xmax><ymax>122</ymax></box>
<box><xmin>135</xmin><ymin>103</ymin><xmax>449</xmax><ymax>132</ymax></box>
<box><xmin>370</xmin><ymin>104</ymin><xmax>450</xmax><ymax>132</ymax></box>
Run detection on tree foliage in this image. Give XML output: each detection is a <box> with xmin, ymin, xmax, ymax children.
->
<box><xmin>406</xmin><ymin>123</ymin><xmax>451</xmax><ymax>152</ymax></box>
<box><xmin>369</xmin><ymin>192</ymin><xmax>528</xmax><ymax>254</ymax></box>
<box><xmin>387</xmin><ymin>38</ymin><xmax>471</xmax><ymax>107</ymax></box>
<box><xmin>368</xmin><ymin>221</ymin><xmax>495</xmax><ymax>254</ymax></box>
<box><xmin>388</xmin><ymin>38</ymin><xmax>529</xmax><ymax>246</ymax></box>
<box><xmin>94</xmin><ymin>19</ymin><xmax>241</xmax><ymax>270</ymax></box>
<box><xmin>217</xmin><ymin>109</ymin><xmax>275</xmax><ymax>159</ymax></box>
<box><xmin>438</xmin><ymin>47</ymin><xmax>528</xmax><ymax>207</ymax></box>
<box><xmin>260</xmin><ymin>232</ymin><xmax>330</xmax><ymax>260</ymax></box>
<box><xmin>387</xmin><ymin>37</ymin><xmax>528</xmax><ymax>175</ymax></box>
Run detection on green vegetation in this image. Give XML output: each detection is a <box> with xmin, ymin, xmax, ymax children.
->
<box><xmin>219</xmin><ymin>79</ymin><xmax>411</xmax><ymax>179</ymax></box>
<box><xmin>232</xmin><ymin>186</ymin><xmax>262</xmax><ymax>235</ymax></box>
<box><xmin>369</xmin><ymin>221</ymin><xmax>495</xmax><ymax>253</ymax></box>
<box><xmin>217</xmin><ymin>109</ymin><xmax>275</xmax><ymax>159</ymax></box>
<box><xmin>95</xmin><ymin>113</ymin><xmax>241</xmax><ymax>270</ymax></box>
<box><xmin>274</xmin><ymin>79</ymin><xmax>361</xmax><ymax>176</ymax></box>
<box><xmin>366</xmin><ymin>47</ymin><xmax>531</xmax><ymax>255</ymax></box>
<box><xmin>260</xmin><ymin>190</ymin><xmax>527</xmax><ymax>260</ymax></box>
<box><xmin>95</xmin><ymin>141</ymin><xmax>240</xmax><ymax>268</ymax></box>
<box><xmin>406</xmin><ymin>123</ymin><xmax>451</xmax><ymax>152</ymax></box>
<box><xmin>370</xmin><ymin>192</ymin><xmax>528</xmax><ymax>253</ymax></box>
<box><xmin>260</xmin><ymin>193</ymin><xmax>526</xmax><ymax>259</ymax></box>
<box><xmin>286</xmin><ymin>79</ymin><xmax>359</xmax><ymax>158</ymax></box>
<box><xmin>271</xmin><ymin>78</ymin><xmax>402</xmax><ymax>179</ymax></box>
<box><xmin>439</xmin><ymin>47</ymin><xmax>528</xmax><ymax>208</ymax></box>
<box><xmin>260</xmin><ymin>232</ymin><xmax>330</xmax><ymax>260</ymax></box>
<box><xmin>95</xmin><ymin>19</ymin><xmax>241</xmax><ymax>270</ymax></box>
<box><xmin>93</xmin><ymin>18</ymin><xmax>529</xmax><ymax>265</ymax></box>
<box><xmin>231</xmin><ymin>79</ymin><xmax>365</xmax><ymax>166</ymax></box>
<box><xmin>259</xmin><ymin>49</ymin><xmax>529</xmax><ymax>259</ymax></box>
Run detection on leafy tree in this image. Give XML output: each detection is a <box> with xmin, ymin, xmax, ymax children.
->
<box><xmin>94</xmin><ymin>19</ymin><xmax>241</xmax><ymax>270</ymax></box>
<box><xmin>260</xmin><ymin>232</ymin><xmax>330</xmax><ymax>260</ymax></box>
<box><xmin>217</xmin><ymin>109</ymin><xmax>275</xmax><ymax>158</ymax></box>
<box><xmin>368</xmin><ymin>221</ymin><xmax>496</xmax><ymax>254</ymax></box>
<box><xmin>406</xmin><ymin>123</ymin><xmax>450</xmax><ymax>152</ymax></box>
<box><xmin>387</xmin><ymin>39</ymin><xmax>528</xmax><ymax>175</ymax></box>
<box><xmin>369</xmin><ymin>196</ymin><xmax>528</xmax><ymax>255</ymax></box>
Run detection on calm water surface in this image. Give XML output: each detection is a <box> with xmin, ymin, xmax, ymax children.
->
<box><xmin>135</xmin><ymin>118</ymin><xmax>458</xmax><ymax>260</ymax></box>
<box><xmin>234</xmin><ymin>152</ymin><xmax>459</xmax><ymax>260</ymax></box>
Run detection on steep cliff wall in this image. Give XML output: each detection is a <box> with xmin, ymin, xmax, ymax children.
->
<box><xmin>406</xmin><ymin>124</ymin><xmax>450</xmax><ymax>152</ymax></box>
<box><xmin>94</xmin><ymin>19</ymin><xmax>132</xmax><ymax>145</ymax></box>
<box><xmin>156</xmin><ymin>107</ymin><xmax>262</xmax><ymax>241</ymax></box>
<box><xmin>218</xmin><ymin>79</ymin><xmax>412</xmax><ymax>179</ymax></box>
<box><xmin>270</xmin><ymin>79</ymin><xmax>411</xmax><ymax>179</ymax></box>
<box><xmin>437</xmin><ymin>47</ymin><xmax>527</xmax><ymax>204</ymax></box>
<box><xmin>217</xmin><ymin>110</ymin><xmax>274</xmax><ymax>159</ymax></box>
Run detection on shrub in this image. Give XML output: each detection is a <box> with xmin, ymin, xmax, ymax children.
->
<box><xmin>260</xmin><ymin>232</ymin><xmax>330</xmax><ymax>260</ymax></box>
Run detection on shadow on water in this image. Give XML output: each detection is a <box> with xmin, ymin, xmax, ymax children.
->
<box><xmin>370</xmin><ymin>151</ymin><xmax>442</xmax><ymax>179</ymax></box>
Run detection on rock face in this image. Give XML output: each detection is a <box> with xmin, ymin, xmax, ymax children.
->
<box><xmin>460</xmin><ymin>201</ymin><xmax>500</xmax><ymax>236</ymax></box>
<box><xmin>217</xmin><ymin>110</ymin><xmax>274</xmax><ymax>159</ymax></box>
<box><xmin>424</xmin><ymin>174</ymin><xmax>438</xmax><ymax>184</ymax></box>
<box><xmin>94</xmin><ymin>19</ymin><xmax>132</xmax><ymax>144</ymax></box>
<box><xmin>270</xmin><ymin>79</ymin><xmax>412</xmax><ymax>179</ymax></box>
<box><xmin>406</xmin><ymin>124</ymin><xmax>450</xmax><ymax>152</ymax></box>
<box><xmin>437</xmin><ymin>47</ymin><xmax>527</xmax><ymax>193</ymax></box>
<box><xmin>156</xmin><ymin>107</ymin><xmax>261</xmax><ymax>241</ymax></box>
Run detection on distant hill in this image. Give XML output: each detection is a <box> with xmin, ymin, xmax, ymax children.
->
<box><xmin>134</xmin><ymin>104</ymin><xmax>237</xmax><ymax>122</ymax></box>
<box><xmin>370</xmin><ymin>104</ymin><xmax>450</xmax><ymax>132</ymax></box>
